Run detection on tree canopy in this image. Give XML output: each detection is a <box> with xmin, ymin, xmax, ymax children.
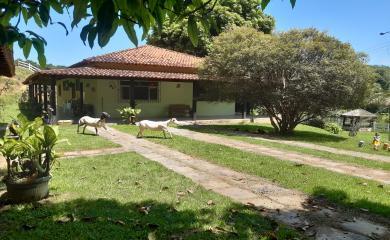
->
<box><xmin>0</xmin><ymin>0</ymin><xmax>297</xmax><ymax>66</ymax></box>
<box><xmin>364</xmin><ymin>65</ymin><xmax>390</xmax><ymax>112</ymax></box>
<box><xmin>147</xmin><ymin>0</ymin><xmax>275</xmax><ymax>56</ymax></box>
<box><xmin>200</xmin><ymin>27</ymin><xmax>374</xmax><ymax>134</ymax></box>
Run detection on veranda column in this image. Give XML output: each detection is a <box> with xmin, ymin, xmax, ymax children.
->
<box><xmin>28</xmin><ymin>84</ymin><xmax>34</xmax><ymax>100</ymax></box>
<box><xmin>79</xmin><ymin>81</ymin><xmax>84</xmax><ymax>115</ymax></box>
<box><xmin>130</xmin><ymin>81</ymin><xmax>135</xmax><ymax>108</ymax></box>
<box><xmin>242</xmin><ymin>102</ymin><xmax>247</xmax><ymax>119</ymax></box>
<box><xmin>34</xmin><ymin>84</ymin><xmax>38</xmax><ymax>101</ymax></box>
<box><xmin>43</xmin><ymin>85</ymin><xmax>48</xmax><ymax>110</ymax></box>
<box><xmin>192</xmin><ymin>82</ymin><xmax>198</xmax><ymax>121</ymax></box>
<box><xmin>50</xmin><ymin>81</ymin><xmax>56</xmax><ymax>115</ymax></box>
<box><xmin>38</xmin><ymin>85</ymin><xmax>42</xmax><ymax>105</ymax></box>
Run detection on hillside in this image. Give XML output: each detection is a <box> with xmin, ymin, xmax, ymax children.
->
<box><xmin>0</xmin><ymin>66</ymin><xmax>34</xmax><ymax>123</ymax></box>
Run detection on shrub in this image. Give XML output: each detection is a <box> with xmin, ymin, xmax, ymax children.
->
<box><xmin>304</xmin><ymin>118</ymin><xmax>325</xmax><ymax>129</ymax></box>
<box><xmin>18</xmin><ymin>92</ymin><xmax>42</xmax><ymax>121</ymax></box>
<box><xmin>324</xmin><ymin>122</ymin><xmax>342</xmax><ymax>134</ymax></box>
<box><xmin>117</xmin><ymin>107</ymin><xmax>141</xmax><ymax>124</ymax></box>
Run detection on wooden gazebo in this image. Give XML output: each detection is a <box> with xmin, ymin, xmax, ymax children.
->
<box><xmin>341</xmin><ymin>109</ymin><xmax>377</xmax><ymax>132</ymax></box>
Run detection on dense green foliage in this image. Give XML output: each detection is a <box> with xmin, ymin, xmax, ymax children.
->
<box><xmin>0</xmin><ymin>0</ymin><xmax>216</xmax><ymax>66</ymax></box>
<box><xmin>0</xmin><ymin>0</ymin><xmax>296</xmax><ymax>65</ymax></box>
<box><xmin>117</xmin><ymin>107</ymin><xmax>141</xmax><ymax>124</ymax></box>
<box><xmin>323</xmin><ymin>122</ymin><xmax>342</xmax><ymax>134</ymax></box>
<box><xmin>201</xmin><ymin>27</ymin><xmax>374</xmax><ymax>134</ymax></box>
<box><xmin>372</xmin><ymin>65</ymin><xmax>390</xmax><ymax>90</ymax></box>
<box><xmin>365</xmin><ymin>65</ymin><xmax>390</xmax><ymax>112</ymax></box>
<box><xmin>147</xmin><ymin>0</ymin><xmax>275</xmax><ymax>56</ymax></box>
<box><xmin>0</xmin><ymin>0</ymin><xmax>227</xmax><ymax>66</ymax></box>
<box><xmin>0</xmin><ymin>114</ymin><xmax>61</xmax><ymax>183</ymax></box>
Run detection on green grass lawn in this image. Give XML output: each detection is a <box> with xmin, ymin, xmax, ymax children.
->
<box><xmin>113</xmin><ymin>125</ymin><xmax>390</xmax><ymax>217</ymax></box>
<box><xmin>180</xmin><ymin>125</ymin><xmax>390</xmax><ymax>171</ymax></box>
<box><xmin>55</xmin><ymin>125</ymin><xmax>120</xmax><ymax>152</ymax></box>
<box><xmin>0</xmin><ymin>152</ymin><xmax>300</xmax><ymax>240</ymax></box>
<box><xmin>185</xmin><ymin>123</ymin><xmax>390</xmax><ymax>156</ymax></box>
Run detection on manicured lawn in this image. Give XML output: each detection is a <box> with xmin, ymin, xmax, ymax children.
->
<box><xmin>180</xmin><ymin>125</ymin><xmax>390</xmax><ymax>171</ymax></box>
<box><xmin>113</xmin><ymin>125</ymin><xmax>390</xmax><ymax>217</ymax></box>
<box><xmin>55</xmin><ymin>125</ymin><xmax>120</xmax><ymax>152</ymax></box>
<box><xmin>0</xmin><ymin>152</ymin><xmax>300</xmax><ymax>240</ymax></box>
<box><xmin>182</xmin><ymin>123</ymin><xmax>390</xmax><ymax>156</ymax></box>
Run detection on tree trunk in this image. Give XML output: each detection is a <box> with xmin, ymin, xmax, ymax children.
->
<box><xmin>269</xmin><ymin>116</ymin><xmax>279</xmax><ymax>132</ymax></box>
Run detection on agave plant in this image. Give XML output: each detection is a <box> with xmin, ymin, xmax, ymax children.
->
<box><xmin>117</xmin><ymin>107</ymin><xmax>141</xmax><ymax>124</ymax></box>
<box><xmin>0</xmin><ymin>114</ymin><xmax>62</xmax><ymax>184</ymax></box>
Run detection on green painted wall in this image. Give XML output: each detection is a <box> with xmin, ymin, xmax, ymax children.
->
<box><xmin>197</xmin><ymin>101</ymin><xmax>235</xmax><ymax>116</ymax></box>
<box><xmin>55</xmin><ymin>79</ymin><xmax>235</xmax><ymax>119</ymax></box>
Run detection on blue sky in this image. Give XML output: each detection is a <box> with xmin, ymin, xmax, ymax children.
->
<box><xmin>13</xmin><ymin>0</ymin><xmax>390</xmax><ymax>66</ymax></box>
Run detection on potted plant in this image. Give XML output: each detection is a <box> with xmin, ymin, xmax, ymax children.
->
<box><xmin>117</xmin><ymin>107</ymin><xmax>141</xmax><ymax>125</ymax></box>
<box><xmin>0</xmin><ymin>114</ymin><xmax>63</xmax><ymax>202</ymax></box>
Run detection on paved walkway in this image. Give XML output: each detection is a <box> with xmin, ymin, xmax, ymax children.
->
<box><xmin>95</xmin><ymin>126</ymin><xmax>389</xmax><ymax>240</ymax></box>
<box><xmin>231</xmin><ymin>131</ymin><xmax>390</xmax><ymax>163</ymax></box>
<box><xmin>169</xmin><ymin>128</ymin><xmax>390</xmax><ymax>185</ymax></box>
<box><xmin>61</xmin><ymin>147</ymin><xmax>129</xmax><ymax>159</ymax></box>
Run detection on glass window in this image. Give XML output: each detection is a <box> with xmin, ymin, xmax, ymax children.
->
<box><xmin>149</xmin><ymin>87</ymin><xmax>158</xmax><ymax>100</ymax></box>
<box><xmin>121</xmin><ymin>86</ymin><xmax>130</xmax><ymax>100</ymax></box>
<box><xmin>134</xmin><ymin>86</ymin><xmax>149</xmax><ymax>100</ymax></box>
<box><xmin>120</xmin><ymin>81</ymin><xmax>159</xmax><ymax>101</ymax></box>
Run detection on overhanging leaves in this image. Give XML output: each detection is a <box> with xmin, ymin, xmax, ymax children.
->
<box><xmin>0</xmin><ymin>0</ymin><xmax>283</xmax><ymax>66</ymax></box>
<box><xmin>188</xmin><ymin>15</ymin><xmax>199</xmax><ymax>46</ymax></box>
<box><xmin>96</xmin><ymin>0</ymin><xmax>115</xmax><ymax>47</ymax></box>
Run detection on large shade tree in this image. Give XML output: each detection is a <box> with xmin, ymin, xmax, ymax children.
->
<box><xmin>200</xmin><ymin>27</ymin><xmax>374</xmax><ymax>134</ymax></box>
<box><xmin>0</xmin><ymin>0</ymin><xmax>296</xmax><ymax>66</ymax></box>
<box><xmin>147</xmin><ymin>0</ymin><xmax>275</xmax><ymax>56</ymax></box>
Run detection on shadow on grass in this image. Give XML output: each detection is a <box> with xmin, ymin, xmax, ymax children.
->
<box><xmin>311</xmin><ymin>186</ymin><xmax>390</xmax><ymax>219</ymax></box>
<box><xmin>0</xmin><ymin>198</ymin><xmax>296</xmax><ymax>240</ymax></box>
<box><xmin>142</xmin><ymin>135</ymin><xmax>171</xmax><ymax>139</ymax></box>
<box><xmin>77</xmin><ymin>132</ymin><xmax>98</xmax><ymax>136</ymax></box>
<box><xmin>180</xmin><ymin>124</ymin><xmax>347</xmax><ymax>144</ymax></box>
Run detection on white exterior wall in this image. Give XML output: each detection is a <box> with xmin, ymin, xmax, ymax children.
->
<box><xmin>55</xmin><ymin>79</ymin><xmax>235</xmax><ymax>119</ymax></box>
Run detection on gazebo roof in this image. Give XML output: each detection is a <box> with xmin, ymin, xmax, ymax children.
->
<box><xmin>341</xmin><ymin>109</ymin><xmax>377</xmax><ymax>118</ymax></box>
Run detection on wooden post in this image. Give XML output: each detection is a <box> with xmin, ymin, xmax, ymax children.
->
<box><xmin>192</xmin><ymin>82</ymin><xmax>198</xmax><ymax>121</ymax></box>
<box><xmin>38</xmin><ymin>85</ymin><xmax>42</xmax><ymax>105</ymax></box>
<box><xmin>34</xmin><ymin>85</ymin><xmax>37</xmax><ymax>100</ymax></box>
<box><xmin>50</xmin><ymin>82</ymin><xmax>56</xmax><ymax>115</ymax></box>
<box><xmin>79</xmin><ymin>82</ymin><xmax>84</xmax><ymax>115</ymax></box>
<box><xmin>43</xmin><ymin>85</ymin><xmax>48</xmax><ymax>111</ymax></box>
<box><xmin>29</xmin><ymin>85</ymin><xmax>34</xmax><ymax>100</ymax></box>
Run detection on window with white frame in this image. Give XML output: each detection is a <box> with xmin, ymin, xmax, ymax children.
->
<box><xmin>120</xmin><ymin>81</ymin><xmax>159</xmax><ymax>102</ymax></box>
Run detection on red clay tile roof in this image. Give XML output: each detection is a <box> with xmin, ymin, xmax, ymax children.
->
<box><xmin>24</xmin><ymin>67</ymin><xmax>199</xmax><ymax>84</ymax></box>
<box><xmin>24</xmin><ymin>45</ymin><xmax>203</xmax><ymax>84</ymax></box>
<box><xmin>72</xmin><ymin>45</ymin><xmax>203</xmax><ymax>70</ymax></box>
<box><xmin>0</xmin><ymin>45</ymin><xmax>15</xmax><ymax>77</ymax></box>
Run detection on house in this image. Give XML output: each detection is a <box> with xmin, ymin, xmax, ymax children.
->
<box><xmin>24</xmin><ymin>45</ymin><xmax>235</xmax><ymax>121</ymax></box>
<box><xmin>0</xmin><ymin>45</ymin><xmax>15</xmax><ymax>77</ymax></box>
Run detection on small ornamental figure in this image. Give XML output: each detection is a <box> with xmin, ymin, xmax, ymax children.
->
<box><xmin>372</xmin><ymin>132</ymin><xmax>381</xmax><ymax>150</ymax></box>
